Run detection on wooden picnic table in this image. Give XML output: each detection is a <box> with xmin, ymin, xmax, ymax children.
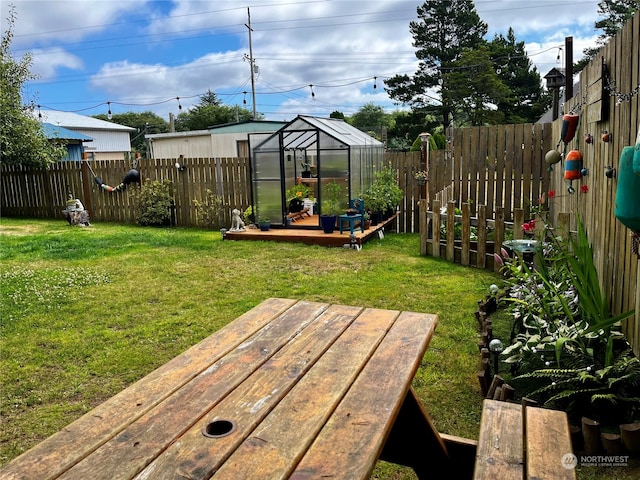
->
<box><xmin>1</xmin><ymin>298</ymin><xmax>467</xmax><ymax>480</ymax></box>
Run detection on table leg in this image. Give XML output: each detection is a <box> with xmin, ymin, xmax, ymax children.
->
<box><xmin>380</xmin><ymin>387</ymin><xmax>472</xmax><ymax>479</ymax></box>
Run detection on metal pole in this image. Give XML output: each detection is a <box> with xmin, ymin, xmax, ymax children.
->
<box><xmin>246</xmin><ymin>8</ymin><xmax>257</xmax><ymax>120</ymax></box>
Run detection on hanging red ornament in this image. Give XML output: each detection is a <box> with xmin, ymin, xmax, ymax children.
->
<box><xmin>560</xmin><ymin>114</ymin><xmax>579</xmax><ymax>144</ymax></box>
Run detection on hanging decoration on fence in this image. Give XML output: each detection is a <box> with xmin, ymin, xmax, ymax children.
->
<box><xmin>614</xmin><ymin>134</ymin><xmax>640</xmax><ymax>256</ymax></box>
<box><xmin>564</xmin><ymin>149</ymin><xmax>583</xmax><ymax>194</ymax></box>
<box><xmin>85</xmin><ymin>156</ymin><xmax>141</xmax><ymax>193</ymax></box>
<box><xmin>547</xmin><ymin>113</ymin><xmax>581</xmax><ymax>173</ymax></box>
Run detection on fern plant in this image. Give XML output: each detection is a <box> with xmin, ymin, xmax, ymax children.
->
<box><xmin>515</xmin><ymin>354</ymin><xmax>640</xmax><ymax>424</ymax></box>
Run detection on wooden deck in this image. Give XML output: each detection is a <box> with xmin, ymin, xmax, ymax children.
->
<box><xmin>224</xmin><ymin>214</ymin><xmax>398</xmax><ymax>247</ymax></box>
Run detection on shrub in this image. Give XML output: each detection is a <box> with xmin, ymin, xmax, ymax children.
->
<box><xmin>192</xmin><ymin>189</ymin><xmax>223</xmax><ymax>229</ymax></box>
<box><xmin>132</xmin><ymin>179</ymin><xmax>173</xmax><ymax>227</ymax></box>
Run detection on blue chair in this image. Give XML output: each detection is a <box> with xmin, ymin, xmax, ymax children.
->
<box><xmin>339</xmin><ymin>198</ymin><xmax>365</xmax><ymax>234</ymax></box>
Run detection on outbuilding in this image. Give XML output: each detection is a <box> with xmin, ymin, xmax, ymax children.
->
<box><xmin>248</xmin><ymin>115</ymin><xmax>384</xmax><ymax>228</ymax></box>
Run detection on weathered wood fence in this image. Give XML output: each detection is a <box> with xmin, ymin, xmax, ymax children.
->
<box><xmin>419</xmin><ymin>11</ymin><xmax>639</xmax><ymax>356</ymax></box>
<box><xmin>0</xmin><ymin>153</ymin><xmax>425</xmax><ymax>232</ymax></box>
<box><xmin>1</xmin><ymin>157</ymin><xmax>251</xmax><ymax>228</ymax></box>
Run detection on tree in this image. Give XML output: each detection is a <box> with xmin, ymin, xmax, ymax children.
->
<box><xmin>93</xmin><ymin>111</ymin><xmax>169</xmax><ymax>156</ymax></box>
<box><xmin>384</xmin><ymin>0</ymin><xmax>487</xmax><ymax>129</ymax></box>
<box><xmin>0</xmin><ymin>7</ymin><xmax>65</xmax><ymax>167</ymax></box>
<box><xmin>174</xmin><ymin>90</ymin><xmax>258</xmax><ymax>131</ymax></box>
<box><xmin>488</xmin><ymin>28</ymin><xmax>551</xmax><ymax>123</ymax></box>
<box><xmin>446</xmin><ymin>46</ymin><xmax>512</xmax><ymax>126</ymax></box>
<box><xmin>386</xmin><ymin>109</ymin><xmax>441</xmax><ymax>151</ymax></box>
<box><xmin>576</xmin><ymin>0</ymin><xmax>639</xmax><ymax>71</ymax></box>
<box><xmin>329</xmin><ymin>111</ymin><xmax>345</xmax><ymax>120</ymax></box>
<box><xmin>348</xmin><ymin>103</ymin><xmax>391</xmax><ymax>139</ymax></box>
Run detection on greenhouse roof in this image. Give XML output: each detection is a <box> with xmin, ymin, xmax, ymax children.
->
<box><xmin>283</xmin><ymin>116</ymin><xmax>383</xmax><ymax>149</ymax></box>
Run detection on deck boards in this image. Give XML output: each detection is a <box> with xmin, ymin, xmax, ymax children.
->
<box><xmin>224</xmin><ymin>214</ymin><xmax>398</xmax><ymax>247</ymax></box>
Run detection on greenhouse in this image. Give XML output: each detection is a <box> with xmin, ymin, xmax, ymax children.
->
<box><xmin>248</xmin><ymin>115</ymin><xmax>385</xmax><ymax>228</ymax></box>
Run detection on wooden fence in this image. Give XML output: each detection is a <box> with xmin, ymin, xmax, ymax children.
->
<box><xmin>1</xmin><ymin>156</ymin><xmax>251</xmax><ymax>228</ymax></box>
<box><xmin>0</xmin><ymin>153</ymin><xmax>424</xmax><ymax>232</ymax></box>
<box><xmin>419</xmin><ymin>11</ymin><xmax>639</xmax><ymax>356</ymax></box>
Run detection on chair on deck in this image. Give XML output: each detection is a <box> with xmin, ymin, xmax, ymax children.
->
<box><xmin>339</xmin><ymin>198</ymin><xmax>365</xmax><ymax>234</ymax></box>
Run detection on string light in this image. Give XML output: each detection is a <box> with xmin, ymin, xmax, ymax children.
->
<box><xmin>373</xmin><ymin>76</ymin><xmax>377</xmax><ymax>91</ymax></box>
<box><xmin>243</xmin><ymin>91</ymin><xmax>247</xmax><ymax>104</ymax></box>
<box><xmin>556</xmin><ymin>47</ymin><xmax>562</xmax><ymax>64</ymax></box>
<box><xmin>107</xmin><ymin>101</ymin><xmax>112</xmax><ymax>120</ymax></box>
<box><xmin>176</xmin><ymin>96</ymin><xmax>182</xmax><ymax>110</ymax></box>
<box><xmin>37</xmin><ymin>104</ymin><xmax>42</xmax><ymax>121</ymax></box>
<box><xmin>309</xmin><ymin>84</ymin><xmax>315</xmax><ymax>99</ymax></box>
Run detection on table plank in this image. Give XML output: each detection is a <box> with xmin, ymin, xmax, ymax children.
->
<box><xmin>209</xmin><ymin>308</ymin><xmax>403</xmax><ymax>480</ymax></box>
<box><xmin>526</xmin><ymin>406</ymin><xmax>575</xmax><ymax>479</ymax></box>
<box><xmin>290</xmin><ymin>311</ymin><xmax>438</xmax><ymax>479</ymax></box>
<box><xmin>56</xmin><ymin>300</ymin><xmax>330</xmax><ymax>480</ymax></box>
<box><xmin>133</xmin><ymin>303</ymin><xmax>371</xmax><ymax>480</ymax></box>
<box><xmin>0</xmin><ymin>297</ymin><xmax>297</xmax><ymax>480</ymax></box>
<box><xmin>473</xmin><ymin>399</ymin><xmax>523</xmax><ymax>479</ymax></box>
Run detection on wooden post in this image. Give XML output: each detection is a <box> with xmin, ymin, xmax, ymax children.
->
<box><xmin>620</xmin><ymin>423</ymin><xmax>640</xmax><ymax>454</ymax></box>
<box><xmin>581</xmin><ymin>417</ymin><xmax>601</xmax><ymax>454</ymax></box>
<box><xmin>601</xmin><ymin>433</ymin><xmax>623</xmax><ymax>454</ymax></box>
<box><xmin>486</xmin><ymin>375</ymin><xmax>504</xmax><ymax>399</ymax></box>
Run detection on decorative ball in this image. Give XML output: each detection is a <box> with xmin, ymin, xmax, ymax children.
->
<box><xmin>545</xmin><ymin>149</ymin><xmax>562</xmax><ymax>165</ymax></box>
<box><xmin>489</xmin><ymin>284</ymin><xmax>499</xmax><ymax>295</ymax></box>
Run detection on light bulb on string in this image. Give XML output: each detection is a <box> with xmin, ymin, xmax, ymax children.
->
<box><xmin>243</xmin><ymin>91</ymin><xmax>247</xmax><ymax>105</ymax></box>
<box><xmin>373</xmin><ymin>76</ymin><xmax>377</xmax><ymax>91</ymax></box>
<box><xmin>107</xmin><ymin>101</ymin><xmax>112</xmax><ymax>120</ymax></box>
<box><xmin>176</xmin><ymin>97</ymin><xmax>182</xmax><ymax>110</ymax></box>
<box><xmin>556</xmin><ymin>47</ymin><xmax>562</xmax><ymax>64</ymax></box>
<box><xmin>37</xmin><ymin>104</ymin><xmax>42</xmax><ymax>121</ymax></box>
<box><xmin>309</xmin><ymin>84</ymin><xmax>315</xmax><ymax>99</ymax></box>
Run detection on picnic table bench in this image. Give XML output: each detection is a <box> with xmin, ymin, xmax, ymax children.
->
<box><xmin>1</xmin><ymin>298</ymin><xmax>476</xmax><ymax>480</ymax></box>
<box><xmin>473</xmin><ymin>399</ymin><xmax>576</xmax><ymax>479</ymax></box>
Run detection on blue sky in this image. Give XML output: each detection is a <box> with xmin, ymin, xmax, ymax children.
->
<box><xmin>3</xmin><ymin>0</ymin><xmax>604</xmax><ymax>122</ymax></box>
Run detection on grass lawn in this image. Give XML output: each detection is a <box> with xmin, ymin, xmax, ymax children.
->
<box><xmin>0</xmin><ymin>218</ymin><xmax>635</xmax><ymax>479</ymax></box>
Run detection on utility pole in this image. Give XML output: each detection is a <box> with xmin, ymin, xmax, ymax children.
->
<box><xmin>245</xmin><ymin>7</ymin><xmax>257</xmax><ymax>120</ymax></box>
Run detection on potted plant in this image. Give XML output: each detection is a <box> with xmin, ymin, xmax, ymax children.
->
<box><xmin>258</xmin><ymin>217</ymin><xmax>271</xmax><ymax>231</ymax></box>
<box><xmin>320</xmin><ymin>180</ymin><xmax>343</xmax><ymax>233</ymax></box>
<box><xmin>414</xmin><ymin>170</ymin><xmax>428</xmax><ymax>185</ymax></box>
<box><xmin>363</xmin><ymin>211</ymin><xmax>371</xmax><ymax>230</ymax></box>
<box><xmin>243</xmin><ymin>205</ymin><xmax>255</xmax><ymax>225</ymax></box>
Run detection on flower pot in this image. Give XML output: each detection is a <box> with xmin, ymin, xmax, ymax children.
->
<box><xmin>259</xmin><ymin>221</ymin><xmax>271</xmax><ymax>231</ymax></box>
<box><xmin>320</xmin><ymin>215</ymin><xmax>336</xmax><ymax>233</ymax></box>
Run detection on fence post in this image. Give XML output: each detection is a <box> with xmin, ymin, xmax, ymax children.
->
<box><xmin>446</xmin><ymin>201</ymin><xmax>456</xmax><ymax>261</ymax></box>
<box><xmin>419</xmin><ymin>199</ymin><xmax>428</xmax><ymax>256</ymax></box>
<box><xmin>432</xmin><ymin>200</ymin><xmax>441</xmax><ymax>258</ymax></box>
<box><xmin>477</xmin><ymin>205</ymin><xmax>487</xmax><ymax>269</ymax></box>
<box><xmin>461</xmin><ymin>202</ymin><xmax>470</xmax><ymax>266</ymax></box>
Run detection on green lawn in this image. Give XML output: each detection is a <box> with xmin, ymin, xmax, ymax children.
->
<box><xmin>0</xmin><ymin>218</ymin><xmax>635</xmax><ymax>479</ymax></box>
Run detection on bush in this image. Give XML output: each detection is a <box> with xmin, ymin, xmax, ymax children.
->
<box><xmin>192</xmin><ymin>189</ymin><xmax>223</xmax><ymax>229</ymax></box>
<box><xmin>132</xmin><ymin>179</ymin><xmax>173</xmax><ymax>227</ymax></box>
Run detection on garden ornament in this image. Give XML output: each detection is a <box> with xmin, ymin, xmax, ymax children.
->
<box><xmin>62</xmin><ymin>193</ymin><xmax>91</xmax><ymax>226</ymax></box>
<box><xmin>615</xmin><ymin>144</ymin><xmax>640</xmax><ymax>256</ymax></box>
<box><xmin>94</xmin><ymin>168</ymin><xmax>140</xmax><ymax>192</ymax></box>
<box><xmin>560</xmin><ymin>114</ymin><xmax>579</xmax><ymax>144</ymax></box>
<box><xmin>229</xmin><ymin>208</ymin><xmax>246</xmax><ymax>231</ymax></box>
<box><xmin>564</xmin><ymin>149</ymin><xmax>582</xmax><ymax>193</ymax></box>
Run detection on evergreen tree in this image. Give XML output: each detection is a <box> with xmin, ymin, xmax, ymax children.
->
<box><xmin>174</xmin><ymin>90</ymin><xmax>258</xmax><ymax>131</ymax></box>
<box><xmin>384</xmin><ymin>0</ymin><xmax>487</xmax><ymax>129</ymax></box>
<box><xmin>489</xmin><ymin>28</ymin><xmax>551</xmax><ymax>123</ymax></box>
<box><xmin>0</xmin><ymin>7</ymin><xmax>65</xmax><ymax>167</ymax></box>
<box><xmin>577</xmin><ymin>0</ymin><xmax>639</xmax><ymax>71</ymax></box>
<box><xmin>446</xmin><ymin>46</ymin><xmax>511</xmax><ymax>126</ymax></box>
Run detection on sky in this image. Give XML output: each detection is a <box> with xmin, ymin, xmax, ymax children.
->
<box><xmin>2</xmin><ymin>0</ymin><xmax>606</xmax><ymax>123</ymax></box>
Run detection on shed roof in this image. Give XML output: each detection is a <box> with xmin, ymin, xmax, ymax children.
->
<box><xmin>41</xmin><ymin>123</ymin><xmax>94</xmax><ymax>141</ymax></box>
<box><xmin>209</xmin><ymin>120</ymin><xmax>288</xmax><ymax>134</ymax></box>
<box><xmin>38</xmin><ymin>110</ymin><xmax>136</xmax><ymax>131</ymax></box>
